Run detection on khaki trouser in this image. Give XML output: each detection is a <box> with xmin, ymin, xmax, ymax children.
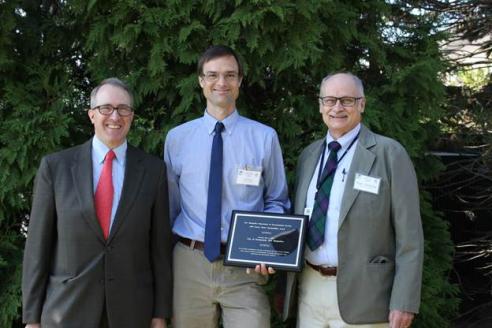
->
<box><xmin>297</xmin><ymin>264</ymin><xmax>389</xmax><ymax>328</ymax></box>
<box><xmin>172</xmin><ymin>241</ymin><xmax>270</xmax><ymax>328</ymax></box>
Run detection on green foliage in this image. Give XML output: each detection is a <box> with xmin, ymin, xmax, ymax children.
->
<box><xmin>0</xmin><ymin>231</ymin><xmax>23</xmax><ymax>328</ymax></box>
<box><xmin>413</xmin><ymin>192</ymin><xmax>460</xmax><ymax>327</ymax></box>
<box><xmin>457</xmin><ymin>68</ymin><xmax>491</xmax><ymax>91</ymax></box>
<box><xmin>0</xmin><ymin>0</ymin><xmax>458</xmax><ymax>326</ymax></box>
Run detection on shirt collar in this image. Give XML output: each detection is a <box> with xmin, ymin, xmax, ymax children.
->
<box><xmin>325</xmin><ymin>123</ymin><xmax>361</xmax><ymax>150</ymax></box>
<box><xmin>203</xmin><ymin>109</ymin><xmax>239</xmax><ymax>136</ymax></box>
<box><xmin>92</xmin><ymin>136</ymin><xmax>127</xmax><ymax>165</ymax></box>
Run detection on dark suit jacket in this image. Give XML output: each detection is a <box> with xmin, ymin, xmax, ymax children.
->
<box><xmin>283</xmin><ymin>124</ymin><xmax>424</xmax><ymax>324</ymax></box>
<box><xmin>22</xmin><ymin>139</ymin><xmax>172</xmax><ymax>327</ymax></box>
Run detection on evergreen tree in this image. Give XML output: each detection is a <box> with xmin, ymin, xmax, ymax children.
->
<box><xmin>0</xmin><ymin>1</ymin><xmax>459</xmax><ymax>326</ymax></box>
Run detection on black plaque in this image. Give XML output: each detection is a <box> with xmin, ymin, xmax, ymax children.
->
<box><xmin>224</xmin><ymin>210</ymin><xmax>308</xmax><ymax>272</ymax></box>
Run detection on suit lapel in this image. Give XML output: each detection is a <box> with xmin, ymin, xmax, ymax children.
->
<box><xmin>72</xmin><ymin>139</ymin><xmax>106</xmax><ymax>243</ymax></box>
<box><xmin>338</xmin><ymin>125</ymin><xmax>376</xmax><ymax>228</ymax></box>
<box><xmin>295</xmin><ymin>140</ymin><xmax>324</xmax><ymax>214</ymax></box>
<box><xmin>107</xmin><ymin>145</ymin><xmax>145</xmax><ymax>243</ymax></box>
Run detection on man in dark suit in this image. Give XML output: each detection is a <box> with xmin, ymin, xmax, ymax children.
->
<box><xmin>22</xmin><ymin>78</ymin><xmax>172</xmax><ymax>328</ymax></box>
<box><xmin>283</xmin><ymin>73</ymin><xmax>424</xmax><ymax>328</ymax></box>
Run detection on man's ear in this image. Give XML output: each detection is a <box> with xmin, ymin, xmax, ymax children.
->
<box><xmin>88</xmin><ymin>109</ymin><xmax>95</xmax><ymax>123</ymax></box>
<box><xmin>359</xmin><ymin>98</ymin><xmax>366</xmax><ymax>113</ymax></box>
<box><xmin>198</xmin><ymin>76</ymin><xmax>205</xmax><ymax>88</ymax></box>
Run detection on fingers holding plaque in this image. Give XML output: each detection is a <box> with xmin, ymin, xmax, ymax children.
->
<box><xmin>224</xmin><ymin>211</ymin><xmax>308</xmax><ymax>272</ymax></box>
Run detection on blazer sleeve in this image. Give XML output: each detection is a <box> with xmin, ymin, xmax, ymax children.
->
<box><xmin>151</xmin><ymin>162</ymin><xmax>173</xmax><ymax>318</ymax></box>
<box><xmin>22</xmin><ymin>156</ymin><xmax>56</xmax><ymax>323</ymax></box>
<box><xmin>388</xmin><ymin>145</ymin><xmax>424</xmax><ymax>313</ymax></box>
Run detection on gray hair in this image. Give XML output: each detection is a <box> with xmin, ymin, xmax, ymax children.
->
<box><xmin>319</xmin><ymin>72</ymin><xmax>365</xmax><ymax>97</ymax></box>
<box><xmin>90</xmin><ymin>77</ymin><xmax>134</xmax><ymax>108</ymax></box>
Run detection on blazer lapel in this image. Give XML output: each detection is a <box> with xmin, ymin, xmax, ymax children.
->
<box><xmin>295</xmin><ymin>140</ymin><xmax>324</xmax><ymax>214</ymax></box>
<box><xmin>72</xmin><ymin>139</ymin><xmax>106</xmax><ymax>243</ymax></box>
<box><xmin>107</xmin><ymin>144</ymin><xmax>145</xmax><ymax>243</ymax></box>
<box><xmin>338</xmin><ymin>125</ymin><xmax>376</xmax><ymax>228</ymax></box>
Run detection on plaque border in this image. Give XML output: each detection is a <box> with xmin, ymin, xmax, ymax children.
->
<box><xmin>223</xmin><ymin>210</ymin><xmax>308</xmax><ymax>272</ymax></box>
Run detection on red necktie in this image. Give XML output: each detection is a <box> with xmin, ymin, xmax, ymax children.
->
<box><xmin>95</xmin><ymin>150</ymin><xmax>116</xmax><ymax>239</ymax></box>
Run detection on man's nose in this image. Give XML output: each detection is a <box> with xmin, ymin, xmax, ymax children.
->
<box><xmin>332</xmin><ymin>100</ymin><xmax>344</xmax><ymax>111</ymax></box>
<box><xmin>109</xmin><ymin>108</ymin><xmax>121</xmax><ymax>118</ymax></box>
<box><xmin>216</xmin><ymin>74</ymin><xmax>227</xmax><ymax>85</ymax></box>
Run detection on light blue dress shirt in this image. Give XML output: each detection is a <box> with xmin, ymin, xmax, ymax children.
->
<box><xmin>92</xmin><ymin>136</ymin><xmax>127</xmax><ymax>230</ymax></box>
<box><xmin>164</xmin><ymin>110</ymin><xmax>290</xmax><ymax>242</ymax></box>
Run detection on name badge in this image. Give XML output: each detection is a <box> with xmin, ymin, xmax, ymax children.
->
<box><xmin>353</xmin><ymin>173</ymin><xmax>381</xmax><ymax>194</ymax></box>
<box><xmin>304</xmin><ymin>207</ymin><xmax>313</xmax><ymax>219</ymax></box>
<box><xmin>236</xmin><ymin>167</ymin><xmax>262</xmax><ymax>186</ymax></box>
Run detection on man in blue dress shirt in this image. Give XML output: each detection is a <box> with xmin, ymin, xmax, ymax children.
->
<box><xmin>164</xmin><ymin>45</ymin><xmax>290</xmax><ymax>328</ymax></box>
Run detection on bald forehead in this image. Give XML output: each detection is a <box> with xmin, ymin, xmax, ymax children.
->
<box><xmin>320</xmin><ymin>73</ymin><xmax>364</xmax><ymax>97</ymax></box>
<box><xmin>90</xmin><ymin>79</ymin><xmax>133</xmax><ymax>108</ymax></box>
<box><xmin>92</xmin><ymin>84</ymin><xmax>132</xmax><ymax>108</ymax></box>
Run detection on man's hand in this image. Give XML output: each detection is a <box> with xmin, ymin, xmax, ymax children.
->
<box><xmin>26</xmin><ymin>324</ymin><xmax>41</xmax><ymax>328</ymax></box>
<box><xmin>389</xmin><ymin>310</ymin><xmax>414</xmax><ymax>328</ymax></box>
<box><xmin>150</xmin><ymin>318</ymin><xmax>167</xmax><ymax>328</ymax></box>
<box><xmin>245</xmin><ymin>263</ymin><xmax>276</xmax><ymax>276</ymax></box>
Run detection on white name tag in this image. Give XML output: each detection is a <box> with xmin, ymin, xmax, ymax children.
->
<box><xmin>304</xmin><ymin>207</ymin><xmax>313</xmax><ymax>219</ymax></box>
<box><xmin>353</xmin><ymin>173</ymin><xmax>381</xmax><ymax>194</ymax></box>
<box><xmin>236</xmin><ymin>168</ymin><xmax>262</xmax><ymax>186</ymax></box>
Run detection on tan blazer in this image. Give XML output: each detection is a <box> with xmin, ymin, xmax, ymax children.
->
<box><xmin>22</xmin><ymin>139</ymin><xmax>173</xmax><ymax>327</ymax></box>
<box><xmin>283</xmin><ymin>124</ymin><xmax>424</xmax><ymax>324</ymax></box>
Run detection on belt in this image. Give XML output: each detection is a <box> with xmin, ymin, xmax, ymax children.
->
<box><xmin>178</xmin><ymin>237</ymin><xmax>226</xmax><ymax>255</ymax></box>
<box><xmin>306</xmin><ymin>261</ymin><xmax>337</xmax><ymax>276</ymax></box>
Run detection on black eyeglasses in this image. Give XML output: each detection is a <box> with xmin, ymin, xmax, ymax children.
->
<box><xmin>319</xmin><ymin>96</ymin><xmax>363</xmax><ymax>107</ymax></box>
<box><xmin>201</xmin><ymin>72</ymin><xmax>240</xmax><ymax>82</ymax></box>
<box><xmin>91</xmin><ymin>104</ymin><xmax>133</xmax><ymax>117</ymax></box>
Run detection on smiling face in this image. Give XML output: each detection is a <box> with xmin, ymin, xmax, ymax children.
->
<box><xmin>88</xmin><ymin>84</ymin><xmax>133</xmax><ymax>148</ymax></box>
<box><xmin>199</xmin><ymin>55</ymin><xmax>242</xmax><ymax>119</ymax></box>
<box><xmin>319</xmin><ymin>73</ymin><xmax>365</xmax><ymax>139</ymax></box>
